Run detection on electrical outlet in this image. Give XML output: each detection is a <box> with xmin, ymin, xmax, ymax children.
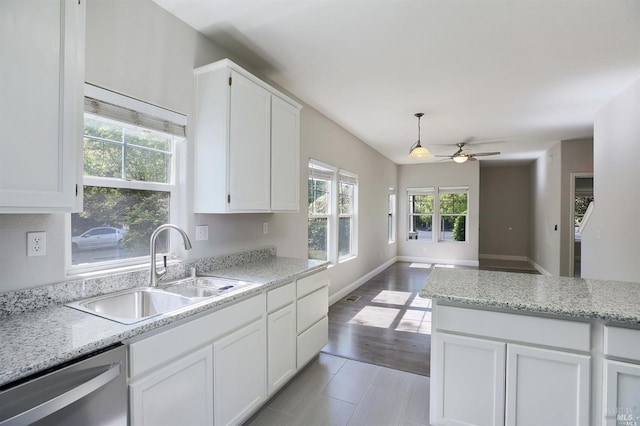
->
<box><xmin>195</xmin><ymin>225</ymin><xmax>209</xmax><ymax>241</ymax></box>
<box><xmin>262</xmin><ymin>222</ymin><xmax>268</xmax><ymax>235</ymax></box>
<box><xmin>27</xmin><ymin>231</ymin><xmax>46</xmax><ymax>257</ymax></box>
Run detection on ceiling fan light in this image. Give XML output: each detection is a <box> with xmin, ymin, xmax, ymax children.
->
<box><xmin>453</xmin><ymin>155</ymin><xmax>468</xmax><ymax>164</ymax></box>
<box><xmin>409</xmin><ymin>143</ymin><xmax>432</xmax><ymax>158</ymax></box>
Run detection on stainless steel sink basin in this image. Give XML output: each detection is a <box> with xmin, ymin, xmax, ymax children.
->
<box><xmin>66</xmin><ymin>277</ymin><xmax>256</xmax><ymax>324</ymax></box>
<box><xmin>66</xmin><ymin>288</ymin><xmax>194</xmax><ymax>325</ymax></box>
<box><xmin>159</xmin><ymin>276</ymin><xmax>254</xmax><ymax>299</ymax></box>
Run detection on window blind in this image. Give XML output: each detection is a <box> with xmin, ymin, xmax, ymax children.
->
<box><xmin>84</xmin><ymin>97</ymin><xmax>186</xmax><ymax>137</ymax></box>
<box><xmin>339</xmin><ymin>171</ymin><xmax>357</xmax><ymax>185</ymax></box>
<box><xmin>309</xmin><ymin>164</ymin><xmax>335</xmax><ymax>181</ymax></box>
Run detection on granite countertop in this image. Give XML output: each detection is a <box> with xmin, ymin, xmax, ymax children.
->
<box><xmin>420</xmin><ymin>268</ymin><xmax>640</xmax><ymax>324</ymax></box>
<box><xmin>0</xmin><ymin>257</ymin><xmax>327</xmax><ymax>387</ymax></box>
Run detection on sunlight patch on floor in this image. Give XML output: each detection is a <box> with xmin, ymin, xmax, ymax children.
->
<box><xmin>409</xmin><ymin>263</ymin><xmax>432</xmax><ymax>269</ymax></box>
<box><xmin>395</xmin><ymin>310</ymin><xmax>432</xmax><ymax>334</ymax></box>
<box><xmin>349</xmin><ymin>306</ymin><xmax>400</xmax><ymax>328</ymax></box>
<box><xmin>372</xmin><ymin>290</ymin><xmax>412</xmax><ymax>305</ymax></box>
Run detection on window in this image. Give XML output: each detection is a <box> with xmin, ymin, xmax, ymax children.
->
<box><xmin>308</xmin><ymin>161</ymin><xmax>335</xmax><ymax>261</ymax></box>
<box><xmin>407</xmin><ymin>186</ymin><xmax>469</xmax><ymax>243</ymax></box>
<box><xmin>408</xmin><ymin>188</ymin><xmax>434</xmax><ymax>241</ymax></box>
<box><xmin>338</xmin><ymin>171</ymin><xmax>358</xmax><ymax>260</ymax></box>
<box><xmin>70</xmin><ymin>85</ymin><xmax>186</xmax><ymax>270</ymax></box>
<box><xmin>439</xmin><ymin>187</ymin><xmax>468</xmax><ymax>242</ymax></box>
<box><xmin>388</xmin><ymin>192</ymin><xmax>396</xmax><ymax>243</ymax></box>
<box><xmin>308</xmin><ymin>160</ymin><xmax>358</xmax><ymax>263</ymax></box>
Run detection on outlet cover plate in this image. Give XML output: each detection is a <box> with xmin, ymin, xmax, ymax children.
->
<box><xmin>195</xmin><ymin>225</ymin><xmax>209</xmax><ymax>241</ymax></box>
<box><xmin>27</xmin><ymin>231</ymin><xmax>46</xmax><ymax>257</ymax></box>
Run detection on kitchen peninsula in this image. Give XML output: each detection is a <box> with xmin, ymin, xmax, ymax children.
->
<box><xmin>421</xmin><ymin>268</ymin><xmax>640</xmax><ymax>426</ymax></box>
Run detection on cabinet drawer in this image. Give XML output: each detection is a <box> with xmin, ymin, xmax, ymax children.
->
<box><xmin>297</xmin><ymin>270</ymin><xmax>329</xmax><ymax>298</ymax></box>
<box><xmin>297</xmin><ymin>286</ymin><xmax>328</xmax><ymax>334</ymax></box>
<box><xmin>297</xmin><ymin>316</ymin><xmax>328</xmax><ymax>368</ymax></box>
<box><xmin>436</xmin><ymin>304</ymin><xmax>590</xmax><ymax>352</ymax></box>
<box><xmin>605</xmin><ymin>326</ymin><xmax>640</xmax><ymax>361</ymax></box>
<box><xmin>130</xmin><ymin>293</ymin><xmax>265</xmax><ymax>378</ymax></box>
<box><xmin>267</xmin><ymin>282</ymin><xmax>294</xmax><ymax>313</ymax></box>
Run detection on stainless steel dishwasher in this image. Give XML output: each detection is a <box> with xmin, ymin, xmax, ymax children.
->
<box><xmin>0</xmin><ymin>344</ymin><xmax>127</xmax><ymax>426</ymax></box>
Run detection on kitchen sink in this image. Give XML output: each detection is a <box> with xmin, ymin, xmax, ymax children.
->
<box><xmin>66</xmin><ymin>277</ymin><xmax>256</xmax><ymax>324</ymax></box>
<box><xmin>66</xmin><ymin>288</ymin><xmax>194</xmax><ymax>325</ymax></box>
<box><xmin>159</xmin><ymin>276</ymin><xmax>254</xmax><ymax>299</ymax></box>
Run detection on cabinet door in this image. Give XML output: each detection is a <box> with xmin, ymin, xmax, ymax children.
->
<box><xmin>270</xmin><ymin>95</ymin><xmax>300</xmax><ymax>211</ymax></box>
<box><xmin>0</xmin><ymin>0</ymin><xmax>83</xmax><ymax>212</ymax></box>
<box><xmin>213</xmin><ymin>318</ymin><xmax>267</xmax><ymax>425</ymax></box>
<box><xmin>505</xmin><ymin>344</ymin><xmax>590</xmax><ymax>426</ymax></box>
<box><xmin>268</xmin><ymin>303</ymin><xmax>296</xmax><ymax>394</ymax></box>
<box><xmin>431</xmin><ymin>333</ymin><xmax>506</xmax><ymax>426</ymax></box>
<box><xmin>130</xmin><ymin>345</ymin><xmax>213</xmax><ymax>426</ymax></box>
<box><xmin>228</xmin><ymin>70</ymin><xmax>271</xmax><ymax>211</ymax></box>
<box><xmin>603</xmin><ymin>360</ymin><xmax>640</xmax><ymax>425</ymax></box>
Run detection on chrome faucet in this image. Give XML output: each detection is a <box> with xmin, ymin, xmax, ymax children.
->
<box><xmin>150</xmin><ymin>224</ymin><xmax>193</xmax><ymax>287</ymax></box>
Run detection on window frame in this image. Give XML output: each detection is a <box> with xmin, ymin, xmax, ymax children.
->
<box><xmin>308</xmin><ymin>159</ymin><xmax>337</xmax><ymax>263</ymax></box>
<box><xmin>338</xmin><ymin>169</ymin><xmax>358</xmax><ymax>262</ymax></box>
<box><xmin>388</xmin><ymin>191</ymin><xmax>396</xmax><ymax>244</ymax></box>
<box><xmin>406</xmin><ymin>186</ymin><xmax>469</xmax><ymax>243</ymax></box>
<box><xmin>407</xmin><ymin>187</ymin><xmax>435</xmax><ymax>242</ymax></box>
<box><xmin>438</xmin><ymin>186</ymin><xmax>469</xmax><ymax>243</ymax></box>
<box><xmin>66</xmin><ymin>84</ymin><xmax>186</xmax><ymax>275</ymax></box>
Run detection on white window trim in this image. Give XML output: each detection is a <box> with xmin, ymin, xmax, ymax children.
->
<box><xmin>66</xmin><ymin>85</ymin><xmax>186</xmax><ymax>275</ymax></box>
<box><xmin>309</xmin><ymin>159</ymin><xmax>337</xmax><ymax>263</ymax></box>
<box><xmin>407</xmin><ymin>187</ymin><xmax>435</xmax><ymax>242</ymax></box>
<box><xmin>338</xmin><ymin>169</ymin><xmax>358</xmax><ymax>262</ymax></box>
<box><xmin>438</xmin><ymin>186</ymin><xmax>469</xmax><ymax>243</ymax></box>
<box><xmin>388</xmin><ymin>191</ymin><xmax>396</xmax><ymax>244</ymax></box>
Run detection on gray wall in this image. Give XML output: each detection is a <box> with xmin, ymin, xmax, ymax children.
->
<box><xmin>0</xmin><ymin>0</ymin><xmax>398</xmax><ymax>293</ymax></box>
<box><xmin>397</xmin><ymin>161</ymin><xmax>480</xmax><ymax>265</ymax></box>
<box><xmin>582</xmin><ymin>80</ymin><xmax>640</xmax><ymax>282</ymax></box>
<box><xmin>559</xmin><ymin>138</ymin><xmax>593</xmax><ymax>276</ymax></box>
<box><xmin>528</xmin><ymin>142</ymin><xmax>562</xmax><ymax>275</ymax></box>
<box><xmin>479</xmin><ymin>165</ymin><xmax>529</xmax><ymax>258</ymax></box>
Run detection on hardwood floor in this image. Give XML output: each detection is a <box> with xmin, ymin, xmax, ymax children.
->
<box><xmin>322</xmin><ymin>262</ymin><xmax>433</xmax><ymax>377</ymax></box>
<box><xmin>245</xmin><ymin>353</ymin><xmax>430</xmax><ymax>426</ymax></box>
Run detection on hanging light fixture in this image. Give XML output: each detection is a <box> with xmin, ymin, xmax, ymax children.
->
<box><xmin>408</xmin><ymin>113</ymin><xmax>432</xmax><ymax>159</ymax></box>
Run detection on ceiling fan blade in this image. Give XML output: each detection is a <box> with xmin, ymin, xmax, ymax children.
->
<box><xmin>434</xmin><ymin>155</ymin><xmax>453</xmax><ymax>158</ymax></box>
<box><xmin>467</xmin><ymin>157</ymin><xmax>478</xmax><ymax>161</ymax></box>
<box><xmin>469</xmin><ymin>151</ymin><xmax>500</xmax><ymax>157</ymax></box>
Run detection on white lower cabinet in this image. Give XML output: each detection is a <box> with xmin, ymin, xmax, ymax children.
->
<box><xmin>128</xmin><ymin>269</ymin><xmax>329</xmax><ymax>425</ymax></box>
<box><xmin>603</xmin><ymin>326</ymin><xmax>640</xmax><ymax>425</ymax></box>
<box><xmin>296</xmin><ymin>271</ymin><xmax>329</xmax><ymax>368</ymax></box>
<box><xmin>431</xmin><ymin>333</ymin><xmax>505</xmax><ymax>426</ymax></box>
<box><xmin>505</xmin><ymin>344</ymin><xmax>590</xmax><ymax>425</ymax></box>
<box><xmin>431</xmin><ymin>303</ymin><xmax>592</xmax><ymax>426</ymax></box>
<box><xmin>603</xmin><ymin>360</ymin><xmax>640</xmax><ymax>425</ymax></box>
<box><xmin>130</xmin><ymin>346</ymin><xmax>213</xmax><ymax>426</ymax></box>
<box><xmin>213</xmin><ymin>318</ymin><xmax>267</xmax><ymax>425</ymax></box>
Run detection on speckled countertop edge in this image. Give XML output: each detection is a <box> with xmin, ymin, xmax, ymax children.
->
<box><xmin>0</xmin><ymin>257</ymin><xmax>328</xmax><ymax>386</ymax></box>
<box><xmin>420</xmin><ymin>268</ymin><xmax>640</xmax><ymax>324</ymax></box>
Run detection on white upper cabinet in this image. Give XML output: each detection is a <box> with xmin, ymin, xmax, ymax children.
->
<box><xmin>193</xmin><ymin>59</ymin><xmax>301</xmax><ymax>213</ymax></box>
<box><xmin>0</xmin><ymin>0</ymin><xmax>84</xmax><ymax>213</ymax></box>
<box><xmin>270</xmin><ymin>95</ymin><xmax>300</xmax><ymax>212</ymax></box>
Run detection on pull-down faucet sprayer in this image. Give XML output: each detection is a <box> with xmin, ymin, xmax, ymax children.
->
<box><xmin>150</xmin><ymin>224</ymin><xmax>193</xmax><ymax>287</ymax></box>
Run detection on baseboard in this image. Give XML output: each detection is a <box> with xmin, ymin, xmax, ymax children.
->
<box><xmin>328</xmin><ymin>257</ymin><xmax>398</xmax><ymax>306</ymax></box>
<box><xmin>396</xmin><ymin>256</ymin><xmax>479</xmax><ymax>267</ymax></box>
<box><xmin>479</xmin><ymin>254</ymin><xmax>529</xmax><ymax>262</ymax></box>
<box><xmin>527</xmin><ymin>258</ymin><xmax>552</xmax><ymax>276</ymax></box>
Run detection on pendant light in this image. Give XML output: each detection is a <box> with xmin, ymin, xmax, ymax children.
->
<box><xmin>408</xmin><ymin>113</ymin><xmax>432</xmax><ymax>159</ymax></box>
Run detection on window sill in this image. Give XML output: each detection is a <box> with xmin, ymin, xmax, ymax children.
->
<box><xmin>66</xmin><ymin>256</ymin><xmax>184</xmax><ymax>281</ymax></box>
<box><xmin>338</xmin><ymin>255</ymin><xmax>357</xmax><ymax>264</ymax></box>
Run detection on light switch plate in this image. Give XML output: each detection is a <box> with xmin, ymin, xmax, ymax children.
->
<box><xmin>195</xmin><ymin>225</ymin><xmax>209</xmax><ymax>241</ymax></box>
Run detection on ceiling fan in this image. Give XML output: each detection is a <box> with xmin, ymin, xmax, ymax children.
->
<box><xmin>436</xmin><ymin>142</ymin><xmax>500</xmax><ymax>164</ymax></box>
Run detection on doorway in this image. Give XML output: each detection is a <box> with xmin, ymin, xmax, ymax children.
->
<box><xmin>569</xmin><ymin>174</ymin><xmax>593</xmax><ymax>277</ymax></box>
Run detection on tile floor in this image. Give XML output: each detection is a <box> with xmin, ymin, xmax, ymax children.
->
<box><xmin>244</xmin><ymin>353</ymin><xmax>430</xmax><ymax>426</ymax></box>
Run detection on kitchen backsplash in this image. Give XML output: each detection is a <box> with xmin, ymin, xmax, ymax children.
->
<box><xmin>0</xmin><ymin>246</ymin><xmax>277</xmax><ymax>317</ymax></box>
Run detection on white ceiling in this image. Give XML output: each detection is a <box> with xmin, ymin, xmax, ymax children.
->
<box><xmin>153</xmin><ymin>0</ymin><xmax>640</xmax><ymax>166</ymax></box>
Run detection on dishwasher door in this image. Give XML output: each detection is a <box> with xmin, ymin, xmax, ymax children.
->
<box><xmin>0</xmin><ymin>344</ymin><xmax>127</xmax><ymax>426</ymax></box>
